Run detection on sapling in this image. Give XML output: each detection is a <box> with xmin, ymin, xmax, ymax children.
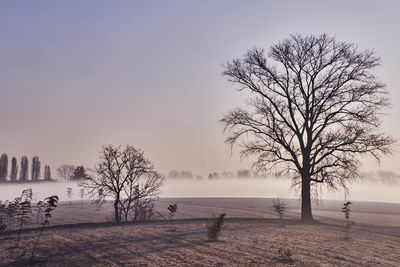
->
<box><xmin>66</xmin><ymin>187</ymin><xmax>73</xmax><ymax>205</ymax></box>
<box><xmin>206</xmin><ymin>213</ymin><xmax>226</xmax><ymax>241</ymax></box>
<box><xmin>30</xmin><ymin>195</ymin><xmax>59</xmax><ymax>260</ymax></box>
<box><xmin>34</xmin><ymin>201</ymin><xmax>45</xmax><ymax>224</ymax></box>
<box><xmin>168</xmin><ymin>204</ymin><xmax>177</xmax><ymax>220</ymax></box>
<box><xmin>272</xmin><ymin>198</ymin><xmax>287</xmax><ymax>220</ymax></box>
<box><xmin>6</xmin><ymin>198</ymin><xmax>20</xmax><ymax>230</ymax></box>
<box><xmin>342</xmin><ymin>201</ymin><xmax>354</xmax><ymax>239</ymax></box>
<box><xmin>79</xmin><ymin>188</ymin><xmax>85</xmax><ymax>207</ymax></box>
<box><xmin>16</xmin><ymin>189</ymin><xmax>33</xmax><ymax>247</ymax></box>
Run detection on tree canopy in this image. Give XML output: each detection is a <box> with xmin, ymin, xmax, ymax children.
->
<box><xmin>221</xmin><ymin>34</ymin><xmax>395</xmax><ymax>221</ymax></box>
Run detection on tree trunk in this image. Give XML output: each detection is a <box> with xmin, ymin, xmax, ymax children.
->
<box><xmin>301</xmin><ymin>173</ymin><xmax>313</xmax><ymax>222</ymax></box>
<box><xmin>114</xmin><ymin>199</ymin><xmax>120</xmax><ymax>224</ymax></box>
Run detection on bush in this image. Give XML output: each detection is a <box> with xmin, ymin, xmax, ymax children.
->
<box><xmin>131</xmin><ymin>198</ymin><xmax>156</xmax><ymax>222</ymax></box>
<box><xmin>274</xmin><ymin>234</ymin><xmax>294</xmax><ymax>264</ymax></box>
<box><xmin>276</xmin><ymin>247</ymin><xmax>294</xmax><ymax>263</ymax></box>
<box><xmin>206</xmin><ymin>213</ymin><xmax>226</xmax><ymax>241</ymax></box>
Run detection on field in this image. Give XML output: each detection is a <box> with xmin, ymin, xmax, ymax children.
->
<box><xmin>0</xmin><ymin>198</ymin><xmax>400</xmax><ymax>266</ymax></box>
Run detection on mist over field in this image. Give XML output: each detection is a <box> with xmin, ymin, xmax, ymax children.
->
<box><xmin>1</xmin><ymin>175</ymin><xmax>399</xmax><ymax>203</ymax></box>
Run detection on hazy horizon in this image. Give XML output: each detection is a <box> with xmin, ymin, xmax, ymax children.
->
<box><xmin>1</xmin><ymin>1</ymin><xmax>399</xmax><ymax>181</ymax></box>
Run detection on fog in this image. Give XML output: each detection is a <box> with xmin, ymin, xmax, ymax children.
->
<box><xmin>1</xmin><ymin>177</ymin><xmax>399</xmax><ymax>204</ymax></box>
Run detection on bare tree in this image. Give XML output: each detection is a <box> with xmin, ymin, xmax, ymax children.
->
<box><xmin>121</xmin><ymin>168</ymin><xmax>162</xmax><ymax>222</ymax></box>
<box><xmin>221</xmin><ymin>34</ymin><xmax>395</xmax><ymax>222</ymax></box>
<box><xmin>31</xmin><ymin>156</ymin><xmax>41</xmax><ymax>181</ymax></box>
<box><xmin>82</xmin><ymin>145</ymin><xmax>164</xmax><ymax>224</ymax></box>
<box><xmin>0</xmin><ymin>153</ymin><xmax>8</xmax><ymax>181</ymax></box>
<box><xmin>10</xmin><ymin>157</ymin><xmax>18</xmax><ymax>181</ymax></box>
<box><xmin>19</xmin><ymin>156</ymin><xmax>29</xmax><ymax>181</ymax></box>
<box><xmin>56</xmin><ymin>165</ymin><xmax>75</xmax><ymax>181</ymax></box>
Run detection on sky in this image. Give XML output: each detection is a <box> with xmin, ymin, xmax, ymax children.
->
<box><xmin>1</xmin><ymin>0</ymin><xmax>399</xmax><ymax>177</ymax></box>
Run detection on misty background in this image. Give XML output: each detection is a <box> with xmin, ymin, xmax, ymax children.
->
<box><xmin>1</xmin><ymin>1</ymin><xmax>399</xmax><ymax>203</ymax></box>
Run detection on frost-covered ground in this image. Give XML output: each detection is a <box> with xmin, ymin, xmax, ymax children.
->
<box><xmin>1</xmin><ymin>198</ymin><xmax>400</xmax><ymax>266</ymax></box>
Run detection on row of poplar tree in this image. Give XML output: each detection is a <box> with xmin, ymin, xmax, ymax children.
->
<box><xmin>0</xmin><ymin>153</ymin><xmax>52</xmax><ymax>182</ymax></box>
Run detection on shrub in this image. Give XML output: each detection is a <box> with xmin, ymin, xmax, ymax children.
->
<box><xmin>0</xmin><ymin>189</ymin><xmax>35</xmax><ymax>233</ymax></box>
<box><xmin>131</xmin><ymin>200</ymin><xmax>156</xmax><ymax>222</ymax></box>
<box><xmin>16</xmin><ymin>189</ymin><xmax>33</xmax><ymax>246</ymax></box>
<box><xmin>0</xmin><ymin>201</ymin><xmax>7</xmax><ymax>231</ymax></box>
<box><xmin>274</xmin><ymin>235</ymin><xmax>294</xmax><ymax>263</ymax></box>
<box><xmin>276</xmin><ymin>247</ymin><xmax>294</xmax><ymax>263</ymax></box>
<box><xmin>206</xmin><ymin>213</ymin><xmax>226</xmax><ymax>241</ymax></box>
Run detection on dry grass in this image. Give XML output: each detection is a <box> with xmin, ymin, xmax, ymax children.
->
<box><xmin>1</xmin><ymin>198</ymin><xmax>400</xmax><ymax>266</ymax></box>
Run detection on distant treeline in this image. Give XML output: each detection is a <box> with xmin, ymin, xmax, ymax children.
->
<box><xmin>360</xmin><ymin>171</ymin><xmax>400</xmax><ymax>184</ymax></box>
<box><xmin>167</xmin><ymin>169</ymin><xmax>400</xmax><ymax>183</ymax></box>
<box><xmin>56</xmin><ymin>164</ymin><xmax>89</xmax><ymax>181</ymax></box>
<box><xmin>0</xmin><ymin>153</ymin><xmax>52</xmax><ymax>183</ymax></box>
<box><xmin>167</xmin><ymin>169</ymin><xmax>274</xmax><ymax>180</ymax></box>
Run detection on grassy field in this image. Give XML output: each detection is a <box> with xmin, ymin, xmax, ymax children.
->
<box><xmin>0</xmin><ymin>198</ymin><xmax>400</xmax><ymax>266</ymax></box>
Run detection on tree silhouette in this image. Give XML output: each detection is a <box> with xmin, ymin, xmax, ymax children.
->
<box><xmin>222</xmin><ymin>34</ymin><xmax>395</xmax><ymax>222</ymax></box>
<box><xmin>10</xmin><ymin>157</ymin><xmax>18</xmax><ymax>181</ymax></box>
<box><xmin>31</xmin><ymin>156</ymin><xmax>41</xmax><ymax>181</ymax></box>
<box><xmin>19</xmin><ymin>156</ymin><xmax>29</xmax><ymax>181</ymax></box>
<box><xmin>44</xmin><ymin>165</ymin><xmax>52</xmax><ymax>180</ymax></box>
<box><xmin>70</xmin><ymin>166</ymin><xmax>88</xmax><ymax>180</ymax></box>
<box><xmin>0</xmin><ymin>154</ymin><xmax>8</xmax><ymax>181</ymax></box>
<box><xmin>82</xmin><ymin>145</ymin><xmax>164</xmax><ymax>224</ymax></box>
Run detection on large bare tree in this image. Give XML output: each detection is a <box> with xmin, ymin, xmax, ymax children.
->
<box><xmin>82</xmin><ymin>145</ymin><xmax>164</xmax><ymax>224</ymax></box>
<box><xmin>221</xmin><ymin>34</ymin><xmax>395</xmax><ymax>222</ymax></box>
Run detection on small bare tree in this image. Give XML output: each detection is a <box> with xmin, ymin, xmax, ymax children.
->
<box><xmin>82</xmin><ymin>145</ymin><xmax>164</xmax><ymax>224</ymax></box>
<box><xmin>221</xmin><ymin>34</ymin><xmax>395</xmax><ymax>222</ymax></box>
<box><xmin>56</xmin><ymin>165</ymin><xmax>75</xmax><ymax>181</ymax></box>
<box><xmin>66</xmin><ymin>187</ymin><xmax>73</xmax><ymax>205</ymax></box>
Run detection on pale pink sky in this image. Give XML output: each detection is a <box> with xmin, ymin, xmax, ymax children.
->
<box><xmin>0</xmin><ymin>1</ymin><xmax>399</xmax><ymax>176</ymax></box>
